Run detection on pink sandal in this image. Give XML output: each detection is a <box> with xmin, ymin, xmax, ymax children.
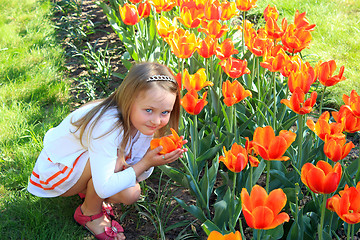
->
<box><xmin>74</xmin><ymin>205</ymin><xmax>124</xmax><ymax>240</ymax></box>
<box><xmin>78</xmin><ymin>193</ymin><xmax>115</xmax><ymax>218</ymax></box>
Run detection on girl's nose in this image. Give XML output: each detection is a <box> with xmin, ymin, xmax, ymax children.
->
<box><xmin>150</xmin><ymin>115</ymin><xmax>161</xmax><ymax>125</ymax></box>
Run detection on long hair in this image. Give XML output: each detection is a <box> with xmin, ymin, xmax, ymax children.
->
<box><xmin>71</xmin><ymin>62</ymin><xmax>180</xmax><ymax>159</ymax></box>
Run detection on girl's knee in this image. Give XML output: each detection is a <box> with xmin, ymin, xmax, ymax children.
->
<box><xmin>107</xmin><ymin>183</ymin><xmax>141</xmax><ymax>205</ymax></box>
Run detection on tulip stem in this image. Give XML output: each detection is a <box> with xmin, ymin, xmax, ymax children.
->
<box><xmin>257</xmin><ymin>229</ymin><xmax>262</xmax><ymax>240</ymax></box>
<box><xmin>242</xmin><ymin>11</ymin><xmax>246</xmax><ymax>57</ymax></box>
<box><xmin>192</xmin><ymin>114</ymin><xmax>198</xmax><ymax>159</ymax></box>
<box><xmin>318</xmin><ymin>193</ymin><xmax>327</xmax><ymax>240</ymax></box>
<box><xmin>297</xmin><ymin>114</ymin><xmax>304</xmax><ymax>170</ymax></box>
<box><xmin>347</xmin><ymin>223</ymin><xmax>351</xmax><ymax>240</ymax></box>
<box><xmin>272</xmin><ymin>71</ymin><xmax>277</xmax><ymax>131</ymax></box>
<box><xmin>266</xmin><ymin>161</ymin><xmax>271</xmax><ymax>193</ymax></box>
<box><xmin>233</xmin><ymin>172</ymin><xmax>237</xmax><ymax>197</ymax></box>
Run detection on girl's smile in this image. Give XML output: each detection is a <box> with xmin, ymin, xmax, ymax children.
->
<box><xmin>130</xmin><ymin>84</ymin><xmax>177</xmax><ymax>136</ymax></box>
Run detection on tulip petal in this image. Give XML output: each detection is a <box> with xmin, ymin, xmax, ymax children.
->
<box><xmin>265</xmin><ymin>212</ymin><xmax>290</xmax><ymax>230</ymax></box>
<box><xmin>252</xmin><ymin>206</ymin><xmax>275</xmax><ymax>229</ymax></box>
<box><xmin>266</xmin><ymin>188</ymin><xmax>287</xmax><ymax>215</ymax></box>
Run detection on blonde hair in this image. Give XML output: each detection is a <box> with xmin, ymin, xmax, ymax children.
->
<box><xmin>71</xmin><ymin>62</ymin><xmax>180</xmax><ymax>159</ymax></box>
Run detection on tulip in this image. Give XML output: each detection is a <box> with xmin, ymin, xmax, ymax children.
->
<box><xmin>219</xmin><ymin>143</ymin><xmax>248</xmax><ymax>172</ymax></box>
<box><xmin>260</xmin><ymin>46</ymin><xmax>288</xmax><ymax>73</ymax></box>
<box><xmin>263</xmin><ymin>5</ymin><xmax>278</xmax><ymax>22</ymax></box>
<box><xmin>156</xmin><ymin>16</ymin><xmax>177</xmax><ymax>39</ymax></box>
<box><xmin>287</xmin><ymin>64</ymin><xmax>316</xmax><ymax>94</ymax></box>
<box><xmin>315</xmin><ymin>60</ymin><xmax>346</xmax><ymax>87</ymax></box>
<box><xmin>280</xmin><ymin>55</ymin><xmax>308</xmax><ymax>78</ymax></box>
<box><xmin>323</xmin><ymin>135</ymin><xmax>355</xmax><ymax>162</ymax></box>
<box><xmin>245</xmin><ymin>137</ymin><xmax>260</xmax><ymax>167</ymax></box>
<box><xmin>294</xmin><ymin>10</ymin><xmax>316</xmax><ymax>31</ymax></box>
<box><xmin>216</xmin><ymin>38</ymin><xmax>239</xmax><ymax>60</ymax></box>
<box><xmin>219</xmin><ymin>57</ymin><xmax>250</xmax><ymax>79</ymax></box>
<box><xmin>327</xmin><ymin>182</ymin><xmax>360</xmax><ymax>224</ymax></box>
<box><xmin>208</xmin><ymin>231</ymin><xmax>242</xmax><ymax>240</ymax></box>
<box><xmin>183</xmin><ymin>68</ymin><xmax>213</xmax><ymax>91</ymax></box>
<box><xmin>178</xmin><ymin>6</ymin><xmax>202</xmax><ymax>28</ymax></box>
<box><xmin>198</xmin><ymin>19</ymin><xmax>229</xmax><ymax>39</ymax></box>
<box><xmin>241</xmin><ymin>185</ymin><xmax>290</xmax><ymax>230</ymax></box>
<box><xmin>119</xmin><ymin>3</ymin><xmax>140</xmax><ymax>26</ymax></box>
<box><xmin>306</xmin><ymin>111</ymin><xmax>345</xmax><ymax>141</ymax></box>
<box><xmin>181</xmin><ymin>89</ymin><xmax>208</xmax><ymax>115</ymax></box>
<box><xmin>342</xmin><ymin>90</ymin><xmax>360</xmax><ymax>118</ymax></box>
<box><xmin>332</xmin><ymin>106</ymin><xmax>360</xmax><ymax>133</ymax></box>
<box><xmin>281</xmin><ymin>87</ymin><xmax>318</xmax><ymax>115</ymax></box>
<box><xmin>252</xmin><ymin>126</ymin><xmax>296</xmax><ymax>161</ymax></box>
<box><xmin>265</xmin><ymin>17</ymin><xmax>287</xmax><ymax>40</ymax></box>
<box><xmin>204</xmin><ymin>0</ymin><xmax>221</xmax><ymax>20</ymax></box>
<box><xmin>197</xmin><ymin>36</ymin><xmax>217</xmax><ymax>58</ymax></box>
<box><xmin>138</xmin><ymin>1</ymin><xmax>151</xmax><ymax>18</ymax></box>
<box><xmin>221</xmin><ymin>1</ymin><xmax>237</xmax><ymax>21</ymax></box>
<box><xmin>166</xmin><ymin>28</ymin><xmax>199</xmax><ymax>59</ymax></box>
<box><xmin>129</xmin><ymin>0</ymin><xmax>142</xmax><ymax>3</ymax></box>
<box><xmin>301</xmin><ymin>160</ymin><xmax>342</xmax><ymax>194</ymax></box>
<box><xmin>282</xmin><ymin>24</ymin><xmax>313</xmax><ymax>53</ymax></box>
<box><xmin>235</xmin><ymin>0</ymin><xmax>257</xmax><ymax>12</ymax></box>
<box><xmin>150</xmin><ymin>128</ymin><xmax>186</xmax><ymax>154</ymax></box>
<box><xmin>150</xmin><ymin>0</ymin><xmax>176</xmax><ymax>13</ymax></box>
<box><xmin>222</xmin><ymin>80</ymin><xmax>252</xmax><ymax>106</ymax></box>
<box><xmin>245</xmin><ymin>28</ymin><xmax>274</xmax><ymax>57</ymax></box>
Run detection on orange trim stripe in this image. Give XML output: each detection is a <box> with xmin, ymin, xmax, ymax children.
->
<box><xmin>30</xmin><ymin>153</ymin><xmax>84</xmax><ymax>191</ymax></box>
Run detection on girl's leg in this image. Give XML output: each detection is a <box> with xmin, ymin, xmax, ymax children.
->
<box><xmin>106</xmin><ymin>183</ymin><xmax>141</xmax><ymax>205</ymax></box>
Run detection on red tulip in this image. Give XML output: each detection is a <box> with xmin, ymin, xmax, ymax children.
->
<box><xmin>150</xmin><ymin>128</ymin><xmax>186</xmax><ymax>154</ymax></box>
<box><xmin>287</xmin><ymin>64</ymin><xmax>316</xmax><ymax>94</ymax></box>
<box><xmin>265</xmin><ymin>17</ymin><xmax>287</xmax><ymax>40</ymax></box>
<box><xmin>235</xmin><ymin>0</ymin><xmax>257</xmax><ymax>12</ymax></box>
<box><xmin>198</xmin><ymin>19</ymin><xmax>229</xmax><ymax>39</ymax></box>
<box><xmin>150</xmin><ymin>0</ymin><xmax>176</xmax><ymax>13</ymax></box>
<box><xmin>208</xmin><ymin>231</ymin><xmax>242</xmax><ymax>240</ymax></box>
<box><xmin>281</xmin><ymin>87</ymin><xmax>317</xmax><ymax>115</ymax></box>
<box><xmin>221</xmin><ymin>1</ymin><xmax>237</xmax><ymax>21</ymax></box>
<box><xmin>220</xmin><ymin>57</ymin><xmax>250</xmax><ymax>79</ymax></box>
<box><xmin>282</xmin><ymin>24</ymin><xmax>313</xmax><ymax>53</ymax></box>
<box><xmin>294</xmin><ymin>10</ymin><xmax>316</xmax><ymax>31</ymax></box>
<box><xmin>342</xmin><ymin>90</ymin><xmax>360</xmax><ymax>118</ymax></box>
<box><xmin>241</xmin><ymin>185</ymin><xmax>290</xmax><ymax>230</ymax></box>
<box><xmin>332</xmin><ymin>106</ymin><xmax>360</xmax><ymax>133</ymax></box>
<box><xmin>183</xmin><ymin>68</ymin><xmax>213</xmax><ymax>91</ymax></box>
<box><xmin>181</xmin><ymin>89</ymin><xmax>208</xmax><ymax>115</ymax></box>
<box><xmin>315</xmin><ymin>60</ymin><xmax>346</xmax><ymax>87</ymax></box>
<box><xmin>323</xmin><ymin>135</ymin><xmax>355</xmax><ymax>162</ymax></box>
<box><xmin>119</xmin><ymin>3</ymin><xmax>140</xmax><ymax>25</ymax></box>
<box><xmin>306</xmin><ymin>111</ymin><xmax>345</xmax><ymax>141</ymax></box>
<box><xmin>219</xmin><ymin>143</ymin><xmax>248</xmax><ymax>173</ymax></box>
<box><xmin>264</xmin><ymin>5</ymin><xmax>278</xmax><ymax>22</ymax></box>
<box><xmin>222</xmin><ymin>80</ymin><xmax>252</xmax><ymax>106</ymax></box>
<box><xmin>216</xmin><ymin>38</ymin><xmax>239</xmax><ymax>60</ymax></box>
<box><xmin>252</xmin><ymin>126</ymin><xmax>296</xmax><ymax>161</ymax></box>
<box><xmin>260</xmin><ymin>46</ymin><xmax>288</xmax><ymax>72</ymax></box>
<box><xmin>166</xmin><ymin>28</ymin><xmax>199</xmax><ymax>59</ymax></box>
<box><xmin>197</xmin><ymin>36</ymin><xmax>217</xmax><ymax>58</ymax></box>
<box><xmin>204</xmin><ymin>0</ymin><xmax>221</xmax><ymax>20</ymax></box>
<box><xmin>301</xmin><ymin>160</ymin><xmax>342</xmax><ymax>194</ymax></box>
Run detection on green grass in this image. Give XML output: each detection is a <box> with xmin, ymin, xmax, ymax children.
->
<box><xmin>254</xmin><ymin>0</ymin><xmax>360</xmax><ymax>107</ymax></box>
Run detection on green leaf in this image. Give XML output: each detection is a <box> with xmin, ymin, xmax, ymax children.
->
<box><xmin>197</xmin><ymin>143</ymin><xmax>222</xmax><ymax>162</ymax></box>
<box><xmin>201</xmin><ymin>220</ymin><xmax>222</xmax><ymax>235</ymax></box>
<box><xmin>266</xmin><ymin>224</ymin><xmax>284</xmax><ymax>239</ymax></box>
<box><xmin>174</xmin><ymin>197</ymin><xmax>207</xmax><ymax>223</ymax></box>
<box><xmin>158</xmin><ymin>165</ymin><xmax>189</xmax><ymax>189</ymax></box>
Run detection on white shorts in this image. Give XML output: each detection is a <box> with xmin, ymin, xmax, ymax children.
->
<box><xmin>27</xmin><ymin>150</ymin><xmax>89</xmax><ymax>198</ymax></box>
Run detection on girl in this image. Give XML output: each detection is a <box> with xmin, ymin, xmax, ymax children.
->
<box><xmin>27</xmin><ymin>62</ymin><xmax>187</xmax><ymax>240</ymax></box>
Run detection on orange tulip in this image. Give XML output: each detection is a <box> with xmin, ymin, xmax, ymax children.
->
<box><xmin>327</xmin><ymin>183</ymin><xmax>360</xmax><ymax>224</ymax></box>
<box><xmin>198</xmin><ymin>19</ymin><xmax>229</xmax><ymax>39</ymax></box>
<box><xmin>156</xmin><ymin>16</ymin><xmax>177</xmax><ymax>39</ymax></box>
<box><xmin>178</xmin><ymin>6</ymin><xmax>202</xmax><ymax>28</ymax></box>
<box><xmin>245</xmin><ymin>137</ymin><xmax>260</xmax><ymax>167</ymax></box>
<box><xmin>260</xmin><ymin>46</ymin><xmax>288</xmax><ymax>72</ymax></box>
<box><xmin>219</xmin><ymin>143</ymin><xmax>248</xmax><ymax>173</ymax></box>
<box><xmin>166</xmin><ymin>28</ymin><xmax>199</xmax><ymax>59</ymax></box>
<box><xmin>245</xmin><ymin>28</ymin><xmax>274</xmax><ymax>57</ymax></box>
<box><xmin>138</xmin><ymin>1</ymin><xmax>151</xmax><ymax>18</ymax></box>
<box><xmin>287</xmin><ymin>64</ymin><xmax>316</xmax><ymax>94</ymax></box>
<box><xmin>332</xmin><ymin>106</ymin><xmax>360</xmax><ymax>133</ymax></box>
<box><xmin>281</xmin><ymin>87</ymin><xmax>317</xmax><ymax>115</ymax></box>
<box><xmin>265</xmin><ymin>17</ymin><xmax>287</xmax><ymax>40</ymax></box>
<box><xmin>306</xmin><ymin>111</ymin><xmax>345</xmax><ymax>141</ymax></box>
<box><xmin>197</xmin><ymin>36</ymin><xmax>218</xmax><ymax>58</ymax></box>
<box><xmin>129</xmin><ymin>0</ymin><xmax>142</xmax><ymax>3</ymax></box>
<box><xmin>280</xmin><ymin>55</ymin><xmax>309</xmax><ymax>78</ymax></box>
<box><xmin>150</xmin><ymin>128</ymin><xmax>186</xmax><ymax>154</ymax></box>
<box><xmin>216</xmin><ymin>38</ymin><xmax>239</xmax><ymax>60</ymax></box>
<box><xmin>263</xmin><ymin>5</ymin><xmax>278</xmax><ymax>22</ymax></box>
<box><xmin>204</xmin><ymin>0</ymin><xmax>221</xmax><ymax>20</ymax></box>
<box><xmin>181</xmin><ymin>89</ymin><xmax>208</xmax><ymax>115</ymax></box>
<box><xmin>282</xmin><ymin>24</ymin><xmax>312</xmax><ymax>53</ymax></box>
<box><xmin>235</xmin><ymin>0</ymin><xmax>257</xmax><ymax>12</ymax></box>
<box><xmin>241</xmin><ymin>185</ymin><xmax>290</xmax><ymax>230</ymax></box>
<box><xmin>315</xmin><ymin>60</ymin><xmax>346</xmax><ymax>87</ymax></box>
<box><xmin>221</xmin><ymin>1</ymin><xmax>237</xmax><ymax>21</ymax></box>
<box><xmin>222</xmin><ymin>80</ymin><xmax>252</xmax><ymax>106</ymax></box>
<box><xmin>150</xmin><ymin>0</ymin><xmax>176</xmax><ymax>13</ymax></box>
<box><xmin>208</xmin><ymin>231</ymin><xmax>242</xmax><ymax>240</ymax></box>
<box><xmin>301</xmin><ymin>160</ymin><xmax>342</xmax><ymax>194</ymax></box>
<box><xmin>342</xmin><ymin>90</ymin><xmax>360</xmax><ymax>118</ymax></box>
<box><xmin>183</xmin><ymin>68</ymin><xmax>213</xmax><ymax>91</ymax></box>
<box><xmin>219</xmin><ymin>57</ymin><xmax>250</xmax><ymax>79</ymax></box>
<box><xmin>252</xmin><ymin>126</ymin><xmax>296</xmax><ymax>161</ymax></box>
<box><xmin>323</xmin><ymin>135</ymin><xmax>355</xmax><ymax>162</ymax></box>
<box><xmin>294</xmin><ymin>10</ymin><xmax>316</xmax><ymax>31</ymax></box>
<box><xmin>119</xmin><ymin>3</ymin><xmax>141</xmax><ymax>26</ymax></box>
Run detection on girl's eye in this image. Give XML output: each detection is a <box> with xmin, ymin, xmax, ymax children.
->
<box><xmin>145</xmin><ymin>109</ymin><xmax>152</xmax><ymax>113</ymax></box>
<box><xmin>162</xmin><ymin>111</ymin><xmax>170</xmax><ymax>115</ymax></box>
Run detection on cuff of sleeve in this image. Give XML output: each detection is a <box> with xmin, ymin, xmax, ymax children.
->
<box><xmin>136</xmin><ymin>167</ymin><xmax>154</xmax><ymax>182</ymax></box>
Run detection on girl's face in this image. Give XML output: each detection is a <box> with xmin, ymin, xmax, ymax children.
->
<box><xmin>130</xmin><ymin>84</ymin><xmax>176</xmax><ymax>136</ymax></box>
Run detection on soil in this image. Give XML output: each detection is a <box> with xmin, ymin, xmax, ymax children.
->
<box><xmin>52</xmin><ymin>1</ymin><xmax>360</xmax><ymax>239</ymax></box>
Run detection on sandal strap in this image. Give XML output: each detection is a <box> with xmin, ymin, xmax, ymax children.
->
<box><xmin>74</xmin><ymin>205</ymin><xmax>104</xmax><ymax>226</ymax></box>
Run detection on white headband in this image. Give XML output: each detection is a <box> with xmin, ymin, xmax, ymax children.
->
<box><xmin>147</xmin><ymin>75</ymin><xmax>176</xmax><ymax>84</ymax></box>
